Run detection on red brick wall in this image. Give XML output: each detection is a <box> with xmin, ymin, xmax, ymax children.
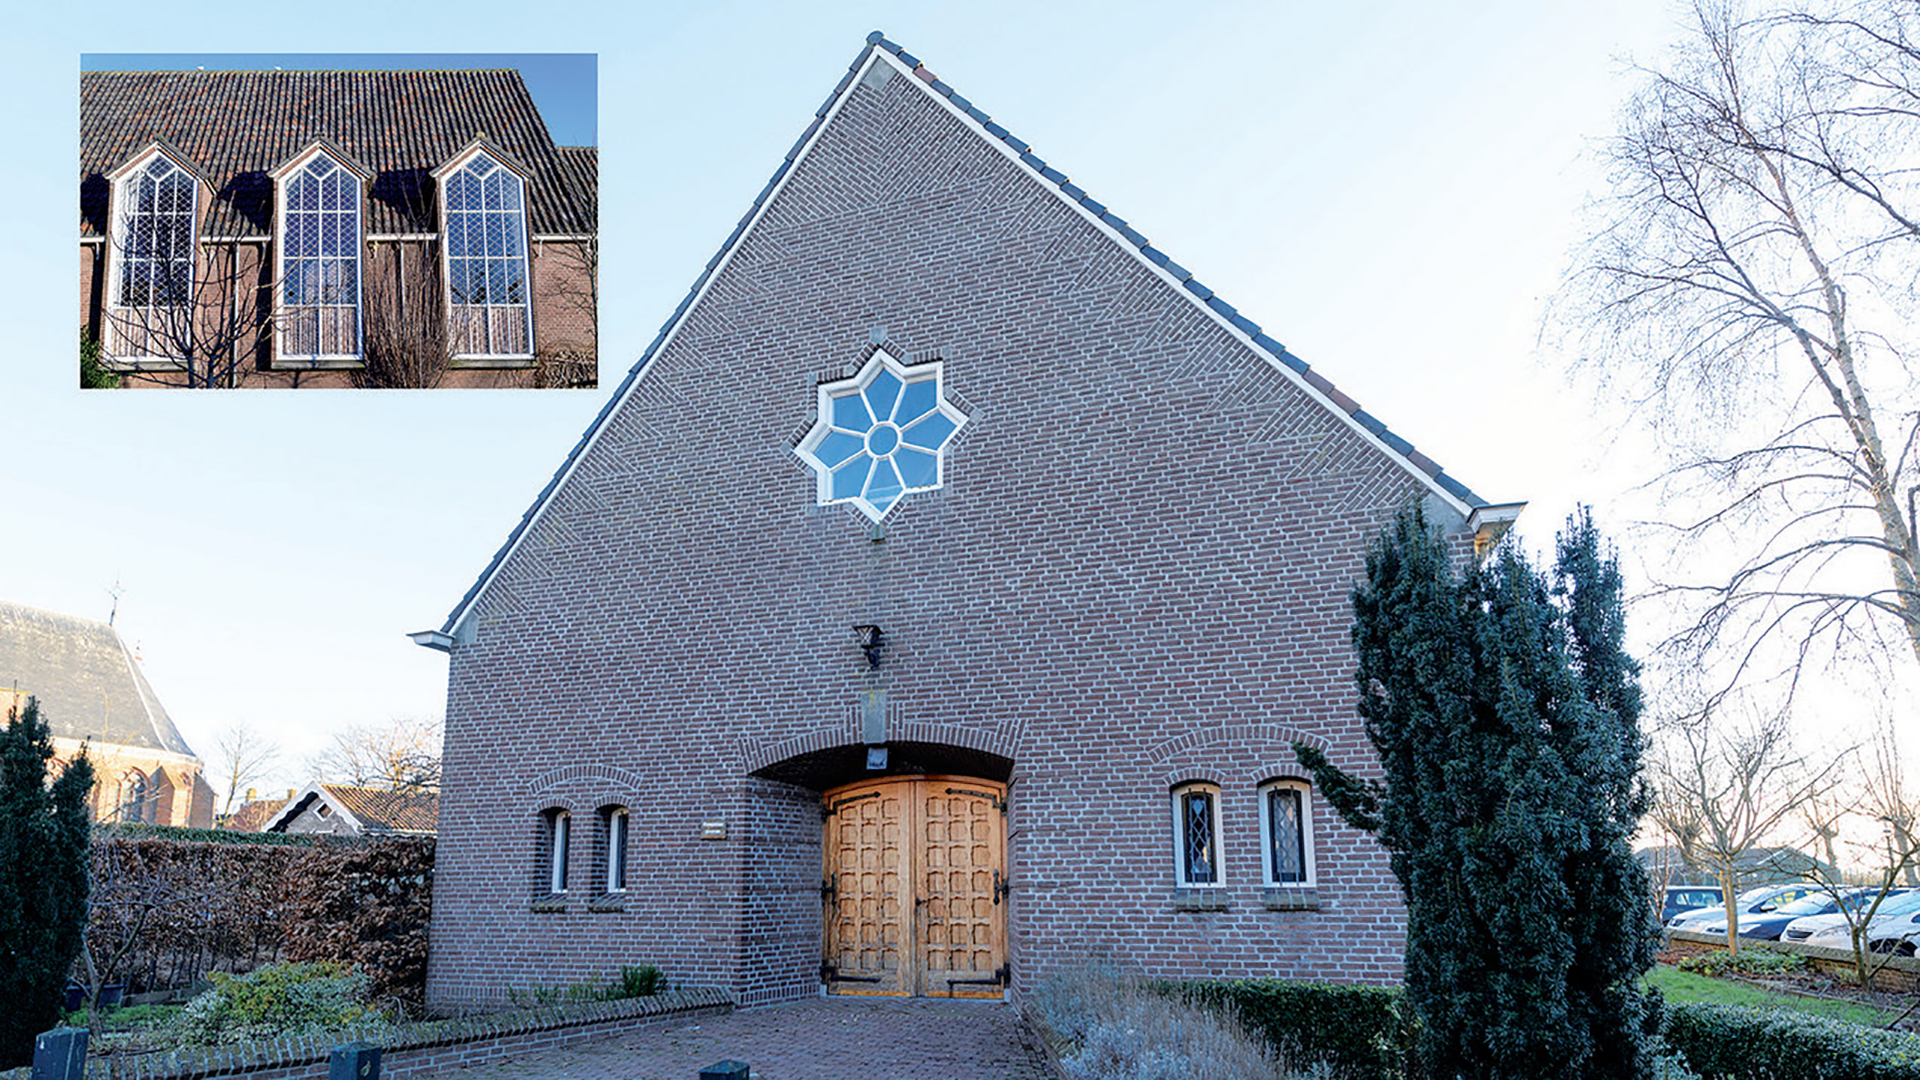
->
<box><xmin>429</xmin><ymin>60</ymin><xmax>1476</xmax><ymax>1009</ymax></box>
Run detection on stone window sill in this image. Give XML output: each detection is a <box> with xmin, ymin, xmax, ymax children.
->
<box><xmin>587</xmin><ymin>896</ymin><xmax>627</xmax><ymax>913</ymax></box>
<box><xmin>1262</xmin><ymin>887</ymin><xmax>1321</xmax><ymax>912</ymax></box>
<box><xmin>1171</xmin><ymin>889</ymin><xmax>1230</xmax><ymax>912</ymax></box>
<box><xmin>529</xmin><ymin>896</ymin><xmax>567</xmax><ymax>914</ymax></box>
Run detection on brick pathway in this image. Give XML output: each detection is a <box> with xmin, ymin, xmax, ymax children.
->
<box><xmin>413</xmin><ymin>997</ymin><xmax>1055</xmax><ymax>1080</ymax></box>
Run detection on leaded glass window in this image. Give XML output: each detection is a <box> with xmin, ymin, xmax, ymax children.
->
<box><xmin>1262</xmin><ymin>782</ymin><xmax>1312</xmax><ymax>886</ymax></box>
<box><xmin>1172</xmin><ymin>783</ymin><xmax>1222</xmax><ymax>887</ymax></box>
<box><xmin>795</xmin><ymin>347</ymin><xmax>968</xmax><ymax>521</ymax></box>
<box><xmin>279</xmin><ymin>153</ymin><xmax>362</xmax><ymax>359</ymax></box>
<box><xmin>444</xmin><ymin>152</ymin><xmax>531</xmax><ymax>357</ymax></box>
<box><xmin>115</xmin><ymin>155</ymin><xmax>196</xmax><ymax>311</ymax></box>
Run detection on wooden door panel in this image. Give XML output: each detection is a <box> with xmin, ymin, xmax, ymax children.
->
<box><xmin>824</xmin><ymin>776</ymin><xmax>1004</xmax><ymax>998</ymax></box>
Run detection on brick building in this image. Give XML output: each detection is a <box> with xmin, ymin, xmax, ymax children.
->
<box><xmin>0</xmin><ymin>600</ymin><xmax>213</xmax><ymax>827</ymax></box>
<box><xmin>80</xmin><ymin>67</ymin><xmax>596</xmax><ymax>389</ymax></box>
<box><xmin>417</xmin><ymin>34</ymin><xmax>1520</xmax><ymax>1010</ymax></box>
<box><xmin>264</xmin><ymin>782</ymin><xmax>439</xmax><ymax>837</ymax></box>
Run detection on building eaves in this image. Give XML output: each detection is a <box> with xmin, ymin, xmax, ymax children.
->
<box><xmin>427</xmin><ymin>33</ymin><xmax>1506</xmax><ymax>640</ymax></box>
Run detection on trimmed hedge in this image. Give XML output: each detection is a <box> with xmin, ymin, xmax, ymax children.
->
<box><xmin>105</xmin><ymin>823</ymin><xmax>353</xmax><ymax>847</ymax></box>
<box><xmin>1665</xmin><ymin>1001</ymin><xmax>1920</xmax><ymax>1079</ymax></box>
<box><xmin>1167</xmin><ymin>980</ymin><xmax>1412</xmax><ymax>1080</ymax></box>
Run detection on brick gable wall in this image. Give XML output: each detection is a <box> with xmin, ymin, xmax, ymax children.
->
<box><xmin>429</xmin><ymin>58</ymin><xmax>1469</xmax><ymax>1009</ymax></box>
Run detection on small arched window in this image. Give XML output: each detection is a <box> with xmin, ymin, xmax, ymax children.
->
<box><xmin>1170</xmin><ymin>782</ymin><xmax>1223</xmax><ymax>888</ymax></box>
<box><xmin>1259</xmin><ymin>779</ymin><xmax>1315</xmax><ymax>888</ymax></box>
<box><xmin>604</xmin><ymin>806</ymin><xmax>629</xmax><ymax>894</ymax></box>
<box><xmin>545</xmin><ymin>809</ymin><xmax>571</xmax><ymax>894</ymax></box>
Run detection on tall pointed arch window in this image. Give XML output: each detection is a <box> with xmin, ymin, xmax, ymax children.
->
<box><xmin>276</xmin><ymin>151</ymin><xmax>363</xmax><ymax>362</ymax></box>
<box><xmin>440</xmin><ymin>149</ymin><xmax>532</xmax><ymax>360</ymax></box>
<box><xmin>108</xmin><ymin>150</ymin><xmax>199</xmax><ymax>362</ymax></box>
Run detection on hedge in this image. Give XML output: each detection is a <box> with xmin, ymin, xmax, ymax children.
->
<box><xmin>104</xmin><ymin>823</ymin><xmax>356</xmax><ymax>848</ymax></box>
<box><xmin>1166</xmin><ymin>979</ymin><xmax>1412</xmax><ymax>1080</ymax></box>
<box><xmin>1664</xmin><ymin>1001</ymin><xmax>1920</xmax><ymax>1080</ymax></box>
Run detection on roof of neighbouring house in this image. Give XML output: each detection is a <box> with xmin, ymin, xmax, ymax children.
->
<box><xmin>223</xmin><ymin>797</ymin><xmax>289</xmax><ymax>832</ymax></box>
<box><xmin>80</xmin><ymin>68</ymin><xmax>596</xmax><ymax>238</ymax></box>
<box><xmin>265</xmin><ymin>782</ymin><xmax>439</xmax><ymax>835</ymax></box>
<box><xmin>0</xmin><ymin>600</ymin><xmax>198</xmax><ymax>758</ymax></box>
<box><xmin>426</xmin><ymin>33</ymin><xmax>1519</xmax><ymax>640</ymax></box>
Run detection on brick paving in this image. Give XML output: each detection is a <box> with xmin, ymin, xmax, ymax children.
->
<box><xmin>413</xmin><ymin>997</ymin><xmax>1055</xmax><ymax>1080</ymax></box>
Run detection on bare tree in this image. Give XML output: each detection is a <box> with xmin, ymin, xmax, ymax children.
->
<box><xmin>1647</xmin><ymin>704</ymin><xmax>1849</xmax><ymax>951</ymax></box>
<box><xmin>311</xmin><ymin>713</ymin><xmax>443</xmax><ymax>792</ymax></box>
<box><xmin>355</xmin><ymin>237</ymin><xmax>453</xmax><ymax>389</ymax></box>
<box><xmin>209</xmin><ymin>723</ymin><xmax>283</xmax><ymax>819</ymax></box>
<box><xmin>1558</xmin><ymin>0</ymin><xmax>1920</xmax><ymax>700</ymax></box>
<box><xmin>99</xmin><ymin>231</ymin><xmax>288</xmax><ymax>389</ymax></box>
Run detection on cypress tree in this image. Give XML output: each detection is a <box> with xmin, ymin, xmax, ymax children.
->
<box><xmin>0</xmin><ymin>698</ymin><xmax>93</xmax><ymax>1067</ymax></box>
<box><xmin>1296</xmin><ymin>506</ymin><xmax>1659</xmax><ymax>1080</ymax></box>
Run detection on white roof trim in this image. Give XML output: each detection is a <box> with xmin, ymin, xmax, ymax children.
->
<box><xmin>262</xmin><ymin>782</ymin><xmax>366</xmax><ymax>834</ymax></box>
<box><xmin>434</xmin><ymin>41</ymin><xmax>1483</xmax><ymax>638</ymax></box>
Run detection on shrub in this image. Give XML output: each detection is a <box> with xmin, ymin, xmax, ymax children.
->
<box><xmin>1173</xmin><ymin>980</ymin><xmax>1412</xmax><ymax>1080</ymax></box>
<box><xmin>176</xmin><ymin>961</ymin><xmax>387</xmax><ymax>1044</ymax></box>
<box><xmin>1032</xmin><ymin>964</ymin><xmax>1292</xmax><ymax>1080</ymax></box>
<box><xmin>1675</xmin><ymin>950</ymin><xmax>1808</xmax><ymax>978</ymax></box>
<box><xmin>1664</xmin><ymin>1001</ymin><xmax>1920</xmax><ymax>1079</ymax></box>
<box><xmin>611</xmin><ymin>964</ymin><xmax>664</xmax><ymax>998</ymax></box>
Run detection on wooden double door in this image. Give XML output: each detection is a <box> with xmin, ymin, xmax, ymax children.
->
<box><xmin>822</xmin><ymin>775</ymin><xmax>1007</xmax><ymax>997</ymax></box>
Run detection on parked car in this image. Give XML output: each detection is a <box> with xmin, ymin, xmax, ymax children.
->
<box><xmin>1693</xmin><ymin>888</ymin><xmax>1870</xmax><ymax>940</ymax></box>
<box><xmin>1660</xmin><ymin>885</ymin><xmax>1726</xmax><ymax>924</ymax></box>
<box><xmin>1782</xmin><ymin>888</ymin><xmax>1920</xmax><ymax>943</ymax></box>
<box><xmin>1666</xmin><ymin>883</ymin><xmax>1820</xmax><ymax>932</ymax></box>
<box><xmin>1796</xmin><ymin>890</ymin><xmax>1920</xmax><ymax>955</ymax></box>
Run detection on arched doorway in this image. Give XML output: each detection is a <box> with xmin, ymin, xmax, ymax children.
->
<box><xmin>821</xmin><ymin>774</ymin><xmax>1007</xmax><ymax>998</ymax></box>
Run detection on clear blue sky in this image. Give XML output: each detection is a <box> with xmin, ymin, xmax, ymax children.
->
<box><xmin>5</xmin><ymin>0</ymin><xmax>1686</xmax><ymax>796</ymax></box>
<box><xmin>80</xmin><ymin>54</ymin><xmax>597</xmax><ymax>146</ymax></box>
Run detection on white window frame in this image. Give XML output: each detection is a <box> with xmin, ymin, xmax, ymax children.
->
<box><xmin>1170</xmin><ymin>782</ymin><xmax>1225</xmax><ymax>889</ymax></box>
<box><xmin>436</xmin><ymin>145</ymin><xmax>535</xmax><ymax>363</ymax></box>
<box><xmin>106</xmin><ymin>149</ymin><xmax>199</xmax><ymax>368</ymax></box>
<box><xmin>548</xmin><ymin>810</ymin><xmax>570</xmax><ymax>894</ymax></box>
<box><xmin>1258</xmin><ymin>779</ymin><xmax>1316</xmax><ymax>888</ymax></box>
<box><xmin>273</xmin><ymin>147</ymin><xmax>364</xmax><ymax>366</ymax></box>
<box><xmin>606</xmin><ymin>807</ymin><xmax>629</xmax><ymax>894</ymax></box>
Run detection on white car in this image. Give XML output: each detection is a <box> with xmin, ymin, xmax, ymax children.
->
<box><xmin>1796</xmin><ymin>891</ymin><xmax>1920</xmax><ymax>955</ymax></box>
<box><xmin>1666</xmin><ymin>883</ymin><xmax>1819</xmax><ymax>932</ymax></box>
<box><xmin>1781</xmin><ymin>888</ymin><xmax>1920</xmax><ymax>944</ymax></box>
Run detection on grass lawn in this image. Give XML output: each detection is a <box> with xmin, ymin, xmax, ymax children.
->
<box><xmin>1647</xmin><ymin>964</ymin><xmax>1902</xmax><ymax>1028</ymax></box>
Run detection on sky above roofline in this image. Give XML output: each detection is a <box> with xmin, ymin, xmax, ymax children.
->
<box><xmin>80</xmin><ymin>53</ymin><xmax>597</xmax><ymax>147</ymax></box>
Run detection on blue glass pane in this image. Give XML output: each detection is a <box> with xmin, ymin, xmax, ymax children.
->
<box><xmin>487</xmin><ymin>260</ymin><xmax>508</xmax><ymax>304</ymax></box>
<box><xmin>866</xmin><ymin>457</ymin><xmax>904</xmax><ymax>505</ymax></box>
<box><xmin>145</xmin><ymin>157</ymin><xmax>170</xmax><ymax>177</ymax></box>
<box><xmin>167</xmin><ymin>175</ymin><xmax>195</xmax><ymax>213</ymax></box>
<box><xmin>500</xmin><ymin>213</ymin><xmax>523</xmax><ymax>256</ymax></box>
<box><xmin>498</xmin><ymin>175</ymin><xmax>522</xmax><ymax>211</ymax></box>
<box><xmin>131</xmin><ymin>176</ymin><xmax>157</xmax><ymax>214</ymax></box>
<box><xmin>448</xmin><ymin>173</ymin><xmax>475</xmax><ymax>212</ymax></box>
<box><xmin>895</xmin><ymin>379</ymin><xmax>937</xmax><ymax>424</ymax></box>
<box><xmin>318</xmin><ymin>215</ymin><xmax>338</xmax><ymax>256</ymax></box>
<box><xmin>305</xmin><ymin>157</ymin><xmax>330</xmax><ymax>178</ymax></box>
<box><xmin>320</xmin><ymin>174</ymin><xmax>339</xmax><ymax>211</ymax></box>
<box><xmin>894</xmin><ymin>447</ymin><xmax>937</xmax><ymax>488</ymax></box>
<box><xmin>815</xmin><ymin>430</ymin><xmax>865</xmax><ymax>468</ymax></box>
<box><xmin>446</xmin><ymin>216</ymin><xmax>468</xmax><ymax>259</ymax></box>
<box><xmin>447</xmin><ymin>260</ymin><xmax>472</xmax><ymax>303</ymax></box>
<box><xmin>483</xmin><ymin>170</ymin><xmax>505</xmax><ymax>213</ymax></box>
<box><xmin>864</xmin><ymin>369</ymin><xmax>901</xmax><ymax>423</ymax></box>
<box><xmin>831</xmin><ymin>456</ymin><xmax>872</xmax><ymax>500</ymax></box>
<box><xmin>283</xmin><ymin>260</ymin><xmax>304</xmax><ymax>304</ymax></box>
<box><xmin>1269</xmin><ymin>788</ymin><xmax>1304</xmax><ymax>883</ymax></box>
<box><xmin>471</xmin><ymin>153</ymin><xmax>497</xmax><ymax>176</ymax></box>
<box><xmin>830</xmin><ymin>393</ymin><xmax>871</xmax><ymax>431</ymax></box>
<box><xmin>289</xmin><ymin>176</ymin><xmax>312</xmax><ymax>214</ymax></box>
<box><xmin>502</xmin><ymin>259</ymin><xmax>526</xmax><ymax>302</ymax></box>
<box><xmin>902</xmin><ymin>412</ymin><xmax>958</xmax><ymax>451</ymax></box>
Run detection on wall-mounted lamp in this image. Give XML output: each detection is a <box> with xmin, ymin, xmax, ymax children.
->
<box><xmin>854</xmin><ymin>624</ymin><xmax>885</xmax><ymax>669</ymax></box>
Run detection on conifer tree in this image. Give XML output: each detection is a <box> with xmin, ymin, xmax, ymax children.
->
<box><xmin>1296</xmin><ymin>506</ymin><xmax>1659</xmax><ymax>1080</ymax></box>
<box><xmin>0</xmin><ymin>698</ymin><xmax>93</xmax><ymax>1067</ymax></box>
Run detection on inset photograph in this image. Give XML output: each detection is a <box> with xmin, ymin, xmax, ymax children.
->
<box><xmin>80</xmin><ymin>54</ymin><xmax>597</xmax><ymax>389</ymax></box>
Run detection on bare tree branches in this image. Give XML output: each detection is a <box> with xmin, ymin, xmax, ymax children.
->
<box><xmin>209</xmin><ymin>723</ymin><xmax>283</xmax><ymax>819</ymax></box>
<box><xmin>1647</xmin><ymin>704</ymin><xmax>1850</xmax><ymax>951</ymax></box>
<box><xmin>310</xmin><ymin>714</ymin><xmax>443</xmax><ymax>792</ymax></box>
<box><xmin>1560</xmin><ymin>0</ymin><xmax>1920</xmax><ymax>699</ymax></box>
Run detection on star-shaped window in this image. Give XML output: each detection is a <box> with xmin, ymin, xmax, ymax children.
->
<box><xmin>796</xmin><ymin>348</ymin><xmax>966</xmax><ymax>521</ymax></box>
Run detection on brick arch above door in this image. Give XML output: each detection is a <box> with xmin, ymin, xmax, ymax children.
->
<box><xmin>741</xmin><ymin>719</ymin><xmax>1018</xmax><ymax>778</ymax></box>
